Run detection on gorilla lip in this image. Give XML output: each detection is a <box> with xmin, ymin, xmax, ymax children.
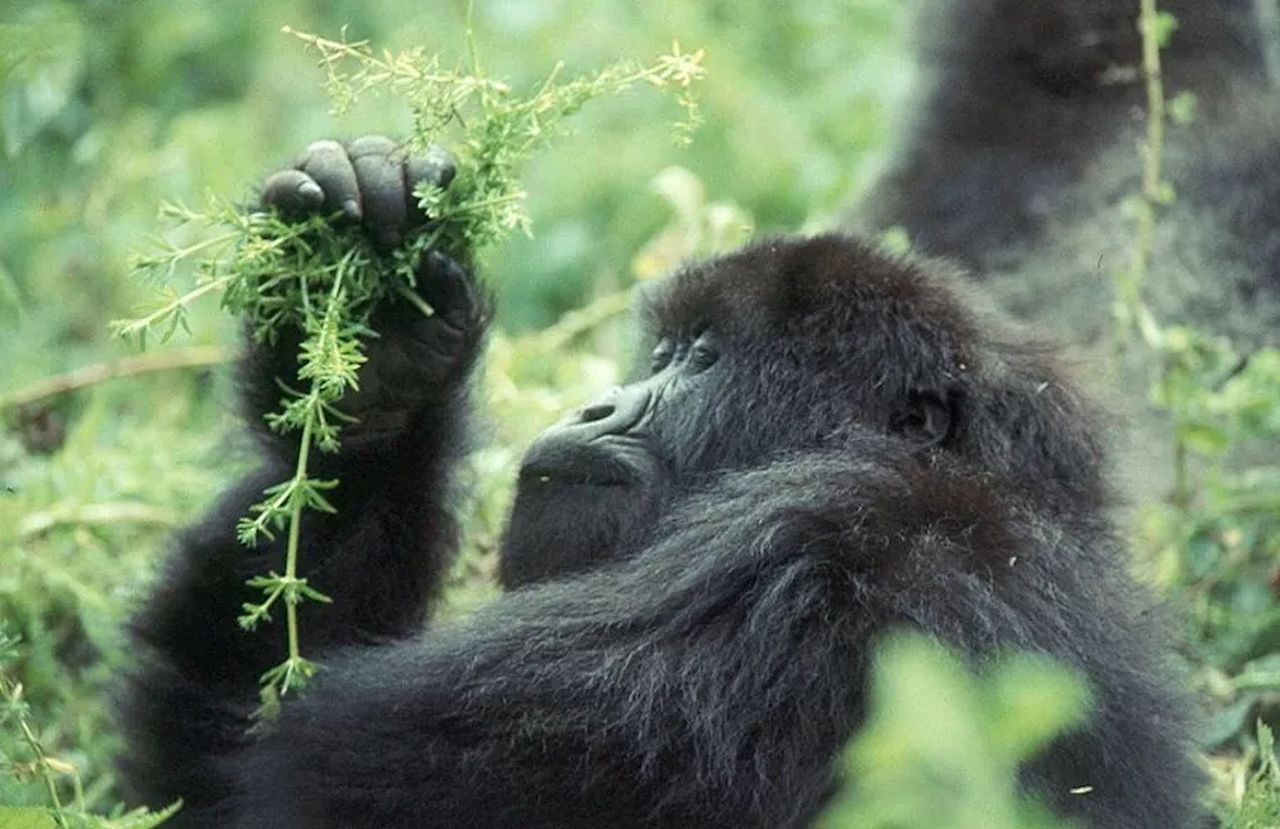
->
<box><xmin>517</xmin><ymin>466</ymin><xmax>631</xmax><ymax>487</ymax></box>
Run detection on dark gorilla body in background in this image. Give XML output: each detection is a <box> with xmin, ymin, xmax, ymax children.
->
<box><xmin>858</xmin><ymin>0</ymin><xmax>1280</xmax><ymax>346</ymax></box>
<box><xmin>115</xmin><ymin>1</ymin><xmax>1280</xmax><ymax>826</ymax></box>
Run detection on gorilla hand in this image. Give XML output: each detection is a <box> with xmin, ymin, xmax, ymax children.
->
<box><xmin>248</xmin><ymin>136</ymin><xmax>489</xmax><ymax>456</ymax></box>
<box><xmin>260</xmin><ymin>135</ymin><xmax>456</xmax><ymax>247</ymax></box>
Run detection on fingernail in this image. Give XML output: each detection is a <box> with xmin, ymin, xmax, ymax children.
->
<box><xmin>342</xmin><ymin>199</ymin><xmax>362</xmax><ymax>221</ymax></box>
<box><xmin>298</xmin><ymin>180</ymin><xmax>323</xmax><ymax>205</ymax></box>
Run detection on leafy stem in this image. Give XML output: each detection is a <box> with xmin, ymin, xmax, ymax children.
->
<box><xmin>283</xmin><ymin>411</ymin><xmax>316</xmax><ymax>688</ymax></box>
<box><xmin>1113</xmin><ymin>0</ymin><xmax>1175</xmax><ymax>354</ymax></box>
<box><xmin>109</xmin><ymin>274</ymin><xmax>234</xmax><ymax>348</ymax></box>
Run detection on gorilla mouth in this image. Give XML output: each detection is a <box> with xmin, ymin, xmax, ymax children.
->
<box><xmin>518</xmin><ymin>435</ymin><xmax>656</xmax><ymax>489</ymax></box>
<box><xmin>517</xmin><ymin>468</ymin><xmax>632</xmax><ymax>487</ymax></box>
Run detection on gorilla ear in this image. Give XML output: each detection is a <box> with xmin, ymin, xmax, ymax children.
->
<box><xmin>889</xmin><ymin>389</ymin><xmax>956</xmax><ymax>450</ymax></box>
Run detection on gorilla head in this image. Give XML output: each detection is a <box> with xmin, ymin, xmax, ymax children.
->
<box><xmin>500</xmin><ymin>233</ymin><xmax>1108</xmax><ymax>587</ymax></box>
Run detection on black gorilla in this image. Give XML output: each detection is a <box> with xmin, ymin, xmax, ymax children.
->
<box><xmin>122</xmin><ymin>228</ymin><xmax>1201</xmax><ymax>828</ymax></box>
<box><xmin>856</xmin><ymin>0</ymin><xmax>1280</xmax><ymax>345</ymax></box>
<box><xmin>116</xmin><ymin>3</ymin><xmax>1242</xmax><ymax>828</ymax></box>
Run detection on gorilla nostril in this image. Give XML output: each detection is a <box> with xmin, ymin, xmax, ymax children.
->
<box><xmin>579</xmin><ymin>403</ymin><xmax>616</xmax><ymax>423</ymax></box>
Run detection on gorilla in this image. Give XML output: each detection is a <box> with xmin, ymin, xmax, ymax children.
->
<box><xmin>117</xmin><ymin>2</ymin><xmax>1254</xmax><ymax>827</ymax></box>
<box><xmin>856</xmin><ymin>0</ymin><xmax>1280</xmax><ymax>345</ymax></box>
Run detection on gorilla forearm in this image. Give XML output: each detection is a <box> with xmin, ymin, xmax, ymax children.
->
<box><xmin>121</xmin><ymin>342</ymin><xmax>478</xmax><ymax>812</ymax></box>
<box><xmin>121</xmin><ymin>137</ymin><xmax>490</xmax><ymax>811</ymax></box>
<box><xmin>231</xmin><ymin>454</ymin><xmax>882</xmax><ymax>828</ymax></box>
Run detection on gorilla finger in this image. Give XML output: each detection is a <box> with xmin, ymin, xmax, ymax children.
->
<box><xmin>299</xmin><ymin>139</ymin><xmax>362</xmax><ymax>222</ymax></box>
<box><xmin>417</xmin><ymin>250</ymin><xmax>481</xmax><ymax>327</ymax></box>
<box><xmin>261</xmin><ymin>170</ymin><xmax>324</xmax><ymax>215</ymax></box>
<box><xmin>349</xmin><ymin>135</ymin><xmax>409</xmax><ymax>248</ymax></box>
<box><xmin>403</xmin><ymin>145</ymin><xmax>457</xmax><ymax>219</ymax></box>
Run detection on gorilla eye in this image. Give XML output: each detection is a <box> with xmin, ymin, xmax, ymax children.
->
<box><xmin>650</xmin><ymin>340</ymin><xmax>675</xmax><ymax>374</ymax></box>
<box><xmin>687</xmin><ymin>335</ymin><xmax>720</xmax><ymax>372</ymax></box>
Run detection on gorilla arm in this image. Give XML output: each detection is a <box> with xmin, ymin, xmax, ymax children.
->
<box><xmin>118</xmin><ymin>247</ymin><xmax>489</xmax><ymax>815</ymax></box>
<box><xmin>228</xmin><ymin>444</ymin><xmax>1183</xmax><ymax>829</ymax></box>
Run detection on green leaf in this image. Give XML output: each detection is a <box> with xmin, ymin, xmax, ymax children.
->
<box><xmin>1177</xmin><ymin>422</ymin><xmax>1230</xmax><ymax>457</ymax></box>
<box><xmin>63</xmin><ymin>801</ymin><xmax>183</xmax><ymax>829</ymax></box>
<box><xmin>0</xmin><ymin>3</ymin><xmax>85</xmax><ymax>157</ymax></box>
<box><xmin>1151</xmin><ymin>11</ymin><xmax>1179</xmax><ymax>48</ymax></box>
<box><xmin>985</xmin><ymin>654</ymin><xmax>1091</xmax><ymax>763</ymax></box>
<box><xmin>0</xmin><ymin>807</ymin><xmax>56</xmax><ymax>829</ymax></box>
<box><xmin>879</xmin><ymin>226</ymin><xmax>911</xmax><ymax>256</ymax></box>
<box><xmin>819</xmin><ymin>633</ymin><xmax>1084</xmax><ymax>828</ymax></box>
<box><xmin>1168</xmin><ymin>91</ymin><xmax>1198</xmax><ymax>126</ymax></box>
<box><xmin>1197</xmin><ymin>695</ymin><xmax>1256</xmax><ymax>747</ymax></box>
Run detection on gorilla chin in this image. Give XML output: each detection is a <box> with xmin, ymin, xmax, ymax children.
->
<box><xmin>500</xmin><ymin>433</ymin><xmax>669</xmax><ymax>588</ymax></box>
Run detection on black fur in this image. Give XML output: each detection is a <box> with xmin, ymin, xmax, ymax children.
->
<box><xmin>120</xmin><ymin>235</ymin><xmax>1202</xmax><ymax>827</ymax></box>
<box><xmin>855</xmin><ymin>0</ymin><xmax>1280</xmax><ymax>345</ymax></box>
<box><xmin>117</xmin><ymin>3</ymin><xmax>1239</xmax><ymax>826</ymax></box>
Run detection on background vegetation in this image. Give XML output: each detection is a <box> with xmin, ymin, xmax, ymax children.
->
<box><xmin>1</xmin><ymin>1</ymin><xmax>1277</xmax><ymax>826</ymax></box>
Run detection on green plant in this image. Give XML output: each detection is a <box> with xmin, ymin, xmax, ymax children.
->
<box><xmin>818</xmin><ymin>633</ymin><xmax>1090</xmax><ymax>829</ymax></box>
<box><xmin>0</xmin><ymin>625</ymin><xmax>180</xmax><ymax>827</ymax></box>
<box><xmin>1227</xmin><ymin>722</ymin><xmax>1280</xmax><ymax>828</ymax></box>
<box><xmin>1111</xmin><ymin>0</ymin><xmax>1180</xmax><ymax>351</ymax></box>
<box><xmin>110</xmin><ymin>26</ymin><xmax>705</xmax><ymax>707</ymax></box>
<box><xmin>1108</xmin><ymin>4</ymin><xmax>1280</xmax><ymax>818</ymax></box>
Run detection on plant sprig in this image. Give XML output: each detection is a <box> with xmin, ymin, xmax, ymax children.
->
<box><xmin>112</xmin><ymin>26</ymin><xmax>705</xmax><ymax>709</ymax></box>
<box><xmin>1</xmin><ymin>626</ymin><xmax>181</xmax><ymax>826</ymax></box>
<box><xmin>282</xmin><ymin>25</ymin><xmax>705</xmax><ymax>262</ymax></box>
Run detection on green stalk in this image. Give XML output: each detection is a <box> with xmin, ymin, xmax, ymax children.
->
<box><xmin>1114</xmin><ymin>0</ymin><xmax>1169</xmax><ymax>357</ymax></box>
<box><xmin>21</xmin><ymin>721</ymin><xmax>67</xmax><ymax>827</ymax></box>
<box><xmin>2</xmin><ymin>676</ymin><xmax>69</xmax><ymax>826</ymax></box>
<box><xmin>1139</xmin><ymin>0</ymin><xmax>1167</xmax><ymax>210</ymax></box>
<box><xmin>283</xmin><ymin>415</ymin><xmax>313</xmax><ymax>684</ymax></box>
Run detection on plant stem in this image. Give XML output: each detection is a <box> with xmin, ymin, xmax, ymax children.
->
<box><xmin>1</xmin><ymin>674</ymin><xmax>69</xmax><ymax>826</ymax></box>
<box><xmin>138</xmin><ymin>229</ymin><xmax>241</xmax><ymax>266</ymax></box>
<box><xmin>1114</xmin><ymin>0</ymin><xmax>1169</xmax><ymax>355</ymax></box>
<box><xmin>1140</xmin><ymin>0</ymin><xmax>1167</xmax><ymax>208</ymax></box>
<box><xmin>0</xmin><ymin>345</ymin><xmax>232</xmax><ymax>413</ymax></box>
<box><xmin>283</xmin><ymin>25</ymin><xmax>510</xmax><ymax>92</ymax></box>
<box><xmin>1172</xmin><ymin>437</ymin><xmax>1189</xmax><ymax>509</ymax></box>
<box><xmin>19</xmin><ymin>718</ymin><xmax>67</xmax><ymax>826</ymax></box>
<box><xmin>1135</xmin><ymin>0</ymin><xmax>1194</xmax><ymax>502</ymax></box>
<box><xmin>394</xmin><ymin>282</ymin><xmax>435</xmax><ymax>318</ymax></box>
<box><xmin>283</xmin><ymin>414</ymin><xmax>313</xmax><ymax>684</ymax></box>
<box><xmin>116</xmin><ymin>274</ymin><xmax>235</xmax><ymax>338</ymax></box>
<box><xmin>18</xmin><ymin>501</ymin><xmax>178</xmax><ymax>540</ymax></box>
<box><xmin>524</xmin><ymin>287</ymin><xmax>633</xmax><ymax>355</ymax></box>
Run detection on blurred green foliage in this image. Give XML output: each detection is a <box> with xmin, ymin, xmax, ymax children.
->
<box><xmin>1</xmin><ymin>0</ymin><xmax>1279</xmax><ymax>825</ymax></box>
<box><xmin>819</xmin><ymin>634</ymin><xmax>1089</xmax><ymax>829</ymax></box>
<box><xmin>1228</xmin><ymin>723</ymin><xmax>1280</xmax><ymax>829</ymax></box>
<box><xmin>1137</xmin><ymin>330</ymin><xmax>1280</xmax><ymax>817</ymax></box>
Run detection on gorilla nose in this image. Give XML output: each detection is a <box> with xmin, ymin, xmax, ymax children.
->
<box><xmin>569</xmin><ymin>385</ymin><xmax>652</xmax><ymax>439</ymax></box>
<box><xmin>519</xmin><ymin>384</ymin><xmax>656</xmax><ymax>486</ymax></box>
<box><xmin>579</xmin><ymin>402</ymin><xmax>617</xmax><ymax>423</ymax></box>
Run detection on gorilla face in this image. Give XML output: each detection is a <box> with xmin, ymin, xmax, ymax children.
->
<box><xmin>499</xmin><ymin>236</ymin><xmax>1017</xmax><ymax>588</ymax></box>
<box><xmin>498</xmin><ymin>329</ymin><xmax>722</xmax><ymax>586</ymax></box>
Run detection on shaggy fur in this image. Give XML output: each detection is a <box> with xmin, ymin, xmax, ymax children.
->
<box><xmin>117</xmin><ymin>2</ymin><xmax>1240</xmax><ymax>826</ymax></box>
<box><xmin>120</xmin><ymin>235</ymin><xmax>1201</xmax><ymax>828</ymax></box>
<box><xmin>855</xmin><ymin>0</ymin><xmax>1280</xmax><ymax>346</ymax></box>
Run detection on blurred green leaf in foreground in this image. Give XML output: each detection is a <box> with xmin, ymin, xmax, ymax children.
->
<box><xmin>819</xmin><ymin>632</ymin><xmax>1092</xmax><ymax>829</ymax></box>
